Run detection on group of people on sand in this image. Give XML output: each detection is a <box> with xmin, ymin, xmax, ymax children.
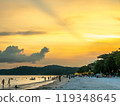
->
<box><xmin>1</xmin><ymin>78</ymin><xmax>20</xmax><ymax>89</ymax></box>
<box><xmin>58</xmin><ymin>74</ymin><xmax>72</xmax><ymax>82</ymax></box>
<box><xmin>42</xmin><ymin>76</ymin><xmax>58</xmax><ymax>82</ymax></box>
<box><xmin>0</xmin><ymin>75</ymin><xmax>72</xmax><ymax>89</ymax></box>
<box><xmin>1</xmin><ymin>78</ymin><xmax>11</xmax><ymax>88</ymax></box>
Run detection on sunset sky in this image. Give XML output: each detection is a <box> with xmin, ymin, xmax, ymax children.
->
<box><xmin>0</xmin><ymin>0</ymin><xmax>120</xmax><ymax>69</ymax></box>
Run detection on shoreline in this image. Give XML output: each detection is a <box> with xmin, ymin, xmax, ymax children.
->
<box><xmin>1</xmin><ymin>76</ymin><xmax>69</xmax><ymax>90</ymax></box>
<box><xmin>32</xmin><ymin>77</ymin><xmax>70</xmax><ymax>90</ymax></box>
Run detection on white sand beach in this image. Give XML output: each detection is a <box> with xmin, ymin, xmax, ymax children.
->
<box><xmin>1</xmin><ymin>76</ymin><xmax>120</xmax><ymax>90</ymax></box>
<box><xmin>55</xmin><ymin>76</ymin><xmax>120</xmax><ymax>90</ymax></box>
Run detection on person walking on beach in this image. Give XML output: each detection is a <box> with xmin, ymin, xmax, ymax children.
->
<box><xmin>59</xmin><ymin>75</ymin><xmax>61</xmax><ymax>82</ymax></box>
<box><xmin>2</xmin><ymin>79</ymin><xmax>5</xmax><ymax>89</ymax></box>
<box><xmin>69</xmin><ymin>75</ymin><xmax>71</xmax><ymax>79</ymax></box>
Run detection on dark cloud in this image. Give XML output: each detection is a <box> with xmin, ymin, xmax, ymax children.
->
<box><xmin>0</xmin><ymin>46</ymin><xmax>49</xmax><ymax>63</ymax></box>
<box><xmin>0</xmin><ymin>31</ymin><xmax>46</xmax><ymax>36</ymax></box>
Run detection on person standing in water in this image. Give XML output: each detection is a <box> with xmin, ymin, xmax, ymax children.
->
<box><xmin>2</xmin><ymin>79</ymin><xmax>5</xmax><ymax>89</ymax></box>
<box><xmin>44</xmin><ymin>77</ymin><xmax>46</xmax><ymax>81</ymax></box>
<box><xmin>8</xmin><ymin>79</ymin><xmax>11</xmax><ymax>86</ymax></box>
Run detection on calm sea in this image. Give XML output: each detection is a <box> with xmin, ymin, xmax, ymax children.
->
<box><xmin>0</xmin><ymin>75</ymin><xmax>57</xmax><ymax>90</ymax></box>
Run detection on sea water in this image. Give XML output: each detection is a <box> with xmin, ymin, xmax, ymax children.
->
<box><xmin>0</xmin><ymin>75</ymin><xmax>57</xmax><ymax>90</ymax></box>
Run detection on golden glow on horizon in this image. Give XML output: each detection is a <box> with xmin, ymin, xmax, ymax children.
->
<box><xmin>0</xmin><ymin>0</ymin><xmax>120</xmax><ymax>67</ymax></box>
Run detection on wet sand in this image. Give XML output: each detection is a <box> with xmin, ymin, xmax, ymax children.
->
<box><xmin>33</xmin><ymin>77</ymin><xmax>70</xmax><ymax>90</ymax></box>
<box><xmin>0</xmin><ymin>75</ymin><xmax>58</xmax><ymax>90</ymax></box>
<box><xmin>1</xmin><ymin>76</ymin><xmax>69</xmax><ymax>90</ymax></box>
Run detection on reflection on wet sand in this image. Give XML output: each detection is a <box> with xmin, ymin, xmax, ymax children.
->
<box><xmin>0</xmin><ymin>75</ymin><xmax>59</xmax><ymax>90</ymax></box>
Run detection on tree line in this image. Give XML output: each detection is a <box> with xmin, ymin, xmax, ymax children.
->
<box><xmin>77</xmin><ymin>49</ymin><xmax>120</xmax><ymax>76</ymax></box>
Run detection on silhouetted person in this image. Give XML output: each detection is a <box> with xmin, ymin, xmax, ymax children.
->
<box><xmin>59</xmin><ymin>75</ymin><xmax>61</xmax><ymax>82</ymax></box>
<box><xmin>44</xmin><ymin>77</ymin><xmax>46</xmax><ymax>81</ymax></box>
<box><xmin>2</xmin><ymin>79</ymin><xmax>5</xmax><ymax>89</ymax></box>
<box><xmin>69</xmin><ymin>75</ymin><xmax>71</xmax><ymax>79</ymax></box>
<box><xmin>48</xmin><ymin>77</ymin><xmax>49</xmax><ymax>80</ymax></box>
<box><xmin>67</xmin><ymin>75</ymin><xmax>69</xmax><ymax>78</ymax></box>
<box><xmin>8</xmin><ymin>79</ymin><xmax>11</xmax><ymax>86</ymax></box>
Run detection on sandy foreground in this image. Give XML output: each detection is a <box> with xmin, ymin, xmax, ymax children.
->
<box><xmin>34</xmin><ymin>76</ymin><xmax>120</xmax><ymax>90</ymax></box>
<box><xmin>3</xmin><ymin>76</ymin><xmax>120</xmax><ymax>90</ymax></box>
<box><xmin>56</xmin><ymin>77</ymin><xmax>120</xmax><ymax>90</ymax></box>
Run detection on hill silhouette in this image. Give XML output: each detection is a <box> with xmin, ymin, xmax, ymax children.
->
<box><xmin>0</xmin><ymin>65</ymin><xmax>78</xmax><ymax>75</ymax></box>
